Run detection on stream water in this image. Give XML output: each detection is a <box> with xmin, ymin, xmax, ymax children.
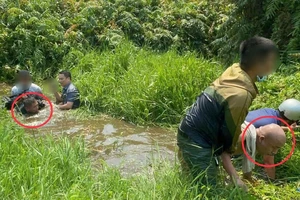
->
<box><xmin>0</xmin><ymin>83</ymin><xmax>176</xmax><ymax>175</ymax></box>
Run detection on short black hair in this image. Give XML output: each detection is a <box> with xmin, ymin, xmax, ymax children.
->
<box><xmin>59</xmin><ymin>70</ymin><xmax>72</xmax><ymax>80</ymax></box>
<box><xmin>17</xmin><ymin>70</ymin><xmax>31</xmax><ymax>78</ymax></box>
<box><xmin>239</xmin><ymin>36</ymin><xmax>278</xmax><ymax>69</ymax></box>
<box><xmin>23</xmin><ymin>97</ymin><xmax>37</xmax><ymax>108</ymax></box>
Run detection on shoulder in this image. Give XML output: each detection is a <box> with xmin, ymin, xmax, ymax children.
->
<box><xmin>67</xmin><ymin>83</ymin><xmax>79</xmax><ymax>92</ymax></box>
<box><xmin>11</xmin><ymin>85</ymin><xmax>18</xmax><ymax>91</ymax></box>
<box><xmin>11</xmin><ymin>85</ymin><xmax>19</xmax><ymax>94</ymax></box>
<box><xmin>31</xmin><ymin>83</ymin><xmax>42</xmax><ymax>91</ymax></box>
<box><xmin>226</xmin><ymin>89</ymin><xmax>251</xmax><ymax>103</ymax></box>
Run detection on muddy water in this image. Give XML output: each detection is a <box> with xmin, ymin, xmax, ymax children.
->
<box><xmin>0</xmin><ymin>83</ymin><xmax>176</xmax><ymax>175</ymax></box>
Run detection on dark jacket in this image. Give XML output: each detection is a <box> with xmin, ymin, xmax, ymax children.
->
<box><xmin>179</xmin><ymin>63</ymin><xmax>258</xmax><ymax>155</ymax></box>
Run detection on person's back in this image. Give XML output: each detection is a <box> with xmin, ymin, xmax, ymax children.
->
<box><xmin>180</xmin><ymin>63</ymin><xmax>258</xmax><ymax>154</ymax></box>
<box><xmin>245</xmin><ymin>108</ymin><xmax>281</xmax><ymax>128</ymax></box>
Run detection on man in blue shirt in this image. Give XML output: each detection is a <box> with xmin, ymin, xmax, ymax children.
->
<box><xmin>52</xmin><ymin>70</ymin><xmax>80</xmax><ymax>110</ymax></box>
<box><xmin>243</xmin><ymin>99</ymin><xmax>300</xmax><ymax>180</ymax></box>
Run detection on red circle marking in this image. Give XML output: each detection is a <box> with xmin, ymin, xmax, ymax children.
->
<box><xmin>10</xmin><ymin>92</ymin><xmax>53</xmax><ymax>129</ymax></box>
<box><xmin>241</xmin><ymin>115</ymin><xmax>296</xmax><ymax>168</ymax></box>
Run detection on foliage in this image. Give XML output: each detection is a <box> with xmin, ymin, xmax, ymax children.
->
<box><xmin>0</xmin><ymin>110</ymin><xmax>299</xmax><ymax>199</ymax></box>
<box><xmin>213</xmin><ymin>0</ymin><xmax>300</xmax><ymax>65</ymax></box>
<box><xmin>0</xmin><ymin>0</ymin><xmax>231</xmax><ymax>78</ymax></box>
<box><xmin>69</xmin><ymin>41</ymin><xmax>222</xmax><ymax>124</ymax></box>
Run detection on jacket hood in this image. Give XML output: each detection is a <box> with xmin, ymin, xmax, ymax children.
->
<box><xmin>216</xmin><ymin>63</ymin><xmax>258</xmax><ymax>99</ymax></box>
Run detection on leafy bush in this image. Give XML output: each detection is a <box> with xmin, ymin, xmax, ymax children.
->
<box><xmin>0</xmin><ymin>0</ymin><xmax>231</xmax><ymax>78</ymax></box>
<box><xmin>214</xmin><ymin>0</ymin><xmax>300</xmax><ymax>65</ymax></box>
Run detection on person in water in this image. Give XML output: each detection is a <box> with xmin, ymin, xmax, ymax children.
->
<box><xmin>234</xmin><ymin>123</ymin><xmax>286</xmax><ymax>182</ymax></box>
<box><xmin>52</xmin><ymin>70</ymin><xmax>80</xmax><ymax>110</ymax></box>
<box><xmin>11</xmin><ymin>70</ymin><xmax>42</xmax><ymax>96</ymax></box>
<box><xmin>20</xmin><ymin>96</ymin><xmax>40</xmax><ymax>116</ymax></box>
<box><xmin>243</xmin><ymin>99</ymin><xmax>300</xmax><ymax>180</ymax></box>
<box><xmin>177</xmin><ymin>36</ymin><xmax>278</xmax><ymax>190</ymax></box>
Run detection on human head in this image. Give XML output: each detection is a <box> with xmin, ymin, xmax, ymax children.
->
<box><xmin>239</xmin><ymin>36</ymin><xmax>278</xmax><ymax>78</ymax></box>
<box><xmin>278</xmin><ymin>99</ymin><xmax>300</xmax><ymax>125</ymax></box>
<box><xmin>58</xmin><ymin>70</ymin><xmax>72</xmax><ymax>87</ymax></box>
<box><xmin>17</xmin><ymin>70</ymin><xmax>32</xmax><ymax>90</ymax></box>
<box><xmin>23</xmin><ymin>97</ymin><xmax>39</xmax><ymax>114</ymax></box>
<box><xmin>256</xmin><ymin>124</ymin><xmax>286</xmax><ymax>156</ymax></box>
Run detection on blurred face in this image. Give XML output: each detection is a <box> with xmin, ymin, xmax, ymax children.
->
<box><xmin>58</xmin><ymin>74</ymin><xmax>70</xmax><ymax>87</ymax></box>
<box><xmin>255</xmin><ymin>52</ymin><xmax>278</xmax><ymax>77</ymax></box>
<box><xmin>25</xmin><ymin>100</ymin><xmax>39</xmax><ymax>114</ymax></box>
<box><xmin>256</xmin><ymin>135</ymin><xmax>283</xmax><ymax>156</ymax></box>
<box><xmin>18</xmin><ymin>76</ymin><xmax>32</xmax><ymax>89</ymax></box>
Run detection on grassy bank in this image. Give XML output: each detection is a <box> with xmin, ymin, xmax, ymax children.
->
<box><xmin>70</xmin><ymin>42</ymin><xmax>222</xmax><ymax>124</ymax></box>
<box><xmin>69</xmin><ymin>42</ymin><xmax>300</xmax><ymax>125</ymax></box>
<box><xmin>0</xmin><ymin>109</ymin><xmax>299</xmax><ymax>199</ymax></box>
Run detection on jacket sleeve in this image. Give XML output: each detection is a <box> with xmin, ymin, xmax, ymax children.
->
<box><xmin>223</xmin><ymin>90</ymin><xmax>252</xmax><ymax>154</ymax></box>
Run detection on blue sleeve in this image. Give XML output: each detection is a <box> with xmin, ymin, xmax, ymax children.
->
<box><xmin>252</xmin><ymin>118</ymin><xmax>278</xmax><ymax>128</ymax></box>
<box><xmin>66</xmin><ymin>90</ymin><xmax>79</xmax><ymax>102</ymax></box>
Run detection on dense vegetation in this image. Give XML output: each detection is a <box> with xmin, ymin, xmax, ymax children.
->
<box><xmin>1</xmin><ymin>0</ymin><xmax>299</xmax><ymax>79</ymax></box>
<box><xmin>0</xmin><ymin>0</ymin><xmax>230</xmax><ymax>78</ymax></box>
<box><xmin>214</xmin><ymin>0</ymin><xmax>300</xmax><ymax>64</ymax></box>
<box><xmin>0</xmin><ymin>110</ymin><xmax>299</xmax><ymax>199</ymax></box>
<box><xmin>71</xmin><ymin>42</ymin><xmax>221</xmax><ymax>124</ymax></box>
<box><xmin>1</xmin><ymin>0</ymin><xmax>300</xmax><ymax>199</ymax></box>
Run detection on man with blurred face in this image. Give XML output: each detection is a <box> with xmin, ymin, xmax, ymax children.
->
<box><xmin>177</xmin><ymin>36</ymin><xmax>278</xmax><ymax>191</ymax></box>
<box><xmin>234</xmin><ymin>123</ymin><xmax>286</xmax><ymax>182</ymax></box>
<box><xmin>52</xmin><ymin>70</ymin><xmax>80</xmax><ymax>110</ymax></box>
<box><xmin>11</xmin><ymin>70</ymin><xmax>42</xmax><ymax>96</ymax></box>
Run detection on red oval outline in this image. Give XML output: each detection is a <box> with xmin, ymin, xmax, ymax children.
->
<box><xmin>10</xmin><ymin>92</ymin><xmax>53</xmax><ymax>129</ymax></box>
<box><xmin>241</xmin><ymin>115</ymin><xmax>296</xmax><ymax>168</ymax></box>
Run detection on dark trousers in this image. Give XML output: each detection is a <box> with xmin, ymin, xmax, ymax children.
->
<box><xmin>177</xmin><ymin>129</ymin><xmax>219</xmax><ymax>185</ymax></box>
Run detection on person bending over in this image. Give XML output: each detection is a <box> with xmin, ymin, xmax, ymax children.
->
<box><xmin>177</xmin><ymin>36</ymin><xmax>278</xmax><ymax>191</ymax></box>
<box><xmin>246</xmin><ymin>99</ymin><xmax>300</xmax><ymax>132</ymax></box>
<box><xmin>234</xmin><ymin>123</ymin><xmax>286</xmax><ymax>182</ymax></box>
<box><xmin>244</xmin><ymin>98</ymin><xmax>300</xmax><ymax>179</ymax></box>
<box><xmin>52</xmin><ymin>70</ymin><xmax>80</xmax><ymax>110</ymax></box>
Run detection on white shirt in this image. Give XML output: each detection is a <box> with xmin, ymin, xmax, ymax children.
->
<box><xmin>241</xmin><ymin>121</ymin><xmax>257</xmax><ymax>174</ymax></box>
<box><xmin>11</xmin><ymin>83</ymin><xmax>42</xmax><ymax>96</ymax></box>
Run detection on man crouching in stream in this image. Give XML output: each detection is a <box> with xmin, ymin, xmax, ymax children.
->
<box><xmin>234</xmin><ymin>123</ymin><xmax>286</xmax><ymax>182</ymax></box>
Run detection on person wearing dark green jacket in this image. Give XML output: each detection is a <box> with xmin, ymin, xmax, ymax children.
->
<box><xmin>177</xmin><ymin>36</ymin><xmax>278</xmax><ymax>191</ymax></box>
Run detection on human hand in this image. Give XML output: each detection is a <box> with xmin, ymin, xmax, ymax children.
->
<box><xmin>235</xmin><ymin>177</ymin><xmax>248</xmax><ymax>192</ymax></box>
<box><xmin>291</xmin><ymin>123</ymin><xmax>297</xmax><ymax>129</ymax></box>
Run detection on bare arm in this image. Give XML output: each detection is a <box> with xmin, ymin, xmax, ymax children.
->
<box><xmin>54</xmin><ymin>92</ymin><xmax>63</xmax><ymax>103</ymax></box>
<box><xmin>281</xmin><ymin>123</ymin><xmax>297</xmax><ymax>132</ymax></box>
<box><xmin>221</xmin><ymin>151</ymin><xmax>248</xmax><ymax>191</ymax></box>
<box><xmin>58</xmin><ymin>102</ymin><xmax>73</xmax><ymax>110</ymax></box>
<box><xmin>263</xmin><ymin>155</ymin><xmax>275</xmax><ymax>179</ymax></box>
<box><xmin>221</xmin><ymin>151</ymin><xmax>240</xmax><ymax>179</ymax></box>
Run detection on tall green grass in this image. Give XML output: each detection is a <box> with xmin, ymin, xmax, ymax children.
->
<box><xmin>0</xmin><ymin>110</ymin><xmax>299</xmax><ymax>199</ymax></box>
<box><xmin>68</xmin><ymin>41</ymin><xmax>300</xmax><ymax>126</ymax></box>
<box><xmin>70</xmin><ymin>42</ymin><xmax>222</xmax><ymax>124</ymax></box>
